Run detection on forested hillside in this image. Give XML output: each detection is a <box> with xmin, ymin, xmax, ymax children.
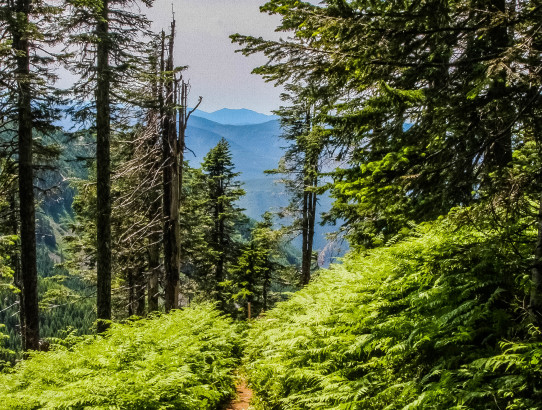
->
<box><xmin>1</xmin><ymin>0</ymin><xmax>542</xmax><ymax>408</ymax></box>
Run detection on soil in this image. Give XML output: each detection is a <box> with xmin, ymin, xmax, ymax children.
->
<box><xmin>226</xmin><ymin>379</ymin><xmax>253</xmax><ymax>410</ymax></box>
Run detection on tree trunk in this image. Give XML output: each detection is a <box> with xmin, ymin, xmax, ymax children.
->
<box><xmin>135</xmin><ymin>266</ymin><xmax>146</xmax><ymax>316</ymax></box>
<box><xmin>162</xmin><ymin>21</ymin><xmax>180</xmax><ymax>312</ymax></box>
<box><xmin>14</xmin><ymin>0</ymin><xmax>40</xmax><ymax>351</ymax></box>
<box><xmin>96</xmin><ymin>0</ymin><xmax>112</xmax><ymax>333</ymax></box>
<box><xmin>147</xmin><ymin>49</ymin><xmax>162</xmax><ymax>314</ymax></box>
<box><xmin>530</xmin><ymin>95</ymin><xmax>542</xmax><ymax>325</ymax></box>
<box><xmin>263</xmin><ymin>268</ymin><xmax>270</xmax><ymax>311</ymax></box>
<box><xmin>9</xmin><ymin>191</ymin><xmax>25</xmax><ymax>350</ymax></box>
<box><xmin>531</xmin><ymin>195</ymin><xmax>542</xmax><ymax>324</ymax></box>
<box><xmin>127</xmin><ymin>267</ymin><xmax>134</xmax><ymax>317</ymax></box>
<box><xmin>300</xmin><ymin>108</ymin><xmax>318</xmax><ymax>286</ymax></box>
<box><xmin>307</xmin><ymin>183</ymin><xmax>317</xmax><ymax>273</ymax></box>
<box><xmin>301</xmin><ymin>189</ymin><xmax>311</xmax><ymax>285</ymax></box>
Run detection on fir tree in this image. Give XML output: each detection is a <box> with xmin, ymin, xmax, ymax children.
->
<box><xmin>62</xmin><ymin>0</ymin><xmax>153</xmax><ymax>330</ymax></box>
<box><xmin>201</xmin><ymin>138</ymin><xmax>245</xmax><ymax>305</ymax></box>
<box><xmin>0</xmin><ymin>0</ymin><xmax>62</xmax><ymax>350</ymax></box>
<box><xmin>268</xmin><ymin>83</ymin><xmax>333</xmax><ymax>284</ymax></box>
<box><xmin>231</xmin><ymin>212</ymin><xmax>286</xmax><ymax>317</ymax></box>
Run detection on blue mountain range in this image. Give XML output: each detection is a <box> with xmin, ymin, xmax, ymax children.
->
<box><xmin>191</xmin><ymin>108</ymin><xmax>279</xmax><ymax>126</ymax></box>
<box><xmin>57</xmin><ymin>108</ymin><xmax>343</xmax><ymax>261</ymax></box>
<box><xmin>188</xmin><ymin>110</ymin><xmax>342</xmax><ymax>259</ymax></box>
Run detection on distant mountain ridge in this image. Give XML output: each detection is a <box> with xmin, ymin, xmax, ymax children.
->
<box><xmin>55</xmin><ymin>107</ymin><xmax>344</xmax><ymax>261</ymax></box>
<box><xmin>185</xmin><ymin>115</ymin><xmax>284</xmax><ymax>219</ymax></box>
<box><xmin>192</xmin><ymin>108</ymin><xmax>279</xmax><ymax>125</ymax></box>
<box><xmin>185</xmin><ymin>114</ymin><xmax>341</xmax><ymax>259</ymax></box>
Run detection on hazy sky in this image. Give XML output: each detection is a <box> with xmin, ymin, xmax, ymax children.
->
<box><xmin>146</xmin><ymin>0</ymin><xmax>284</xmax><ymax>114</ymax></box>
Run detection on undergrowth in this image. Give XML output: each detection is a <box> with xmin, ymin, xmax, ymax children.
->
<box><xmin>244</xmin><ymin>216</ymin><xmax>542</xmax><ymax>409</ymax></box>
<box><xmin>0</xmin><ymin>303</ymin><xmax>241</xmax><ymax>409</ymax></box>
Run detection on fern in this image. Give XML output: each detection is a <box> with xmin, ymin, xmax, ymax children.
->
<box><xmin>243</xmin><ymin>217</ymin><xmax>540</xmax><ymax>409</ymax></box>
<box><xmin>0</xmin><ymin>304</ymin><xmax>241</xmax><ymax>409</ymax></box>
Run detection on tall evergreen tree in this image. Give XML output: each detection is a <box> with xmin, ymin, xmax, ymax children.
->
<box><xmin>233</xmin><ymin>0</ymin><xmax>540</xmax><ymax>246</ymax></box>
<box><xmin>0</xmin><ymin>0</ymin><xmax>61</xmax><ymax>350</ymax></box>
<box><xmin>62</xmin><ymin>0</ymin><xmax>153</xmax><ymax>330</ymax></box>
<box><xmin>231</xmin><ymin>212</ymin><xmax>286</xmax><ymax>316</ymax></box>
<box><xmin>268</xmin><ymin>84</ymin><xmax>332</xmax><ymax>285</ymax></box>
<box><xmin>201</xmin><ymin>138</ymin><xmax>245</xmax><ymax>304</ymax></box>
<box><xmin>179</xmin><ymin>162</ymin><xmax>213</xmax><ymax>297</ymax></box>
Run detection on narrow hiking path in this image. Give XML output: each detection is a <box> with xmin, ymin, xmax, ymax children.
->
<box><xmin>226</xmin><ymin>378</ymin><xmax>253</xmax><ymax>410</ymax></box>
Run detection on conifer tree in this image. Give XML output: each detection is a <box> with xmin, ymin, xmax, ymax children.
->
<box><xmin>201</xmin><ymin>138</ymin><xmax>245</xmax><ymax>304</ymax></box>
<box><xmin>158</xmin><ymin>20</ymin><xmax>201</xmax><ymax>311</ymax></box>
<box><xmin>62</xmin><ymin>0</ymin><xmax>153</xmax><ymax>330</ymax></box>
<box><xmin>0</xmin><ymin>0</ymin><xmax>61</xmax><ymax>350</ymax></box>
<box><xmin>179</xmin><ymin>162</ymin><xmax>213</xmax><ymax>295</ymax></box>
<box><xmin>268</xmin><ymin>84</ymin><xmax>332</xmax><ymax>284</ymax></box>
<box><xmin>232</xmin><ymin>212</ymin><xmax>285</xmax><ymax>316</ymax></box>
<box><xmin>233</xmin><ymin>0</ymin><xmax>540</xmax><ymax>247</ymax></box>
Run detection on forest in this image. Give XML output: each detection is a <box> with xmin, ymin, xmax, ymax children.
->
<box><xmin>0</xmin><ymin>0</ymin><xmax>541</xmax><ymax>409</ymax></box>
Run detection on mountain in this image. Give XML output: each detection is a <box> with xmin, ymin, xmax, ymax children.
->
<box><xmin>186</xmin><ymin>116</ymin><xmax>282</xmax><ymax>174</ymax></box>
<box><xmin>191</xmin><ymin>108</ymin><xmax>278</xmax><ymax>125</ymax></box>
<box><xmin>185</xmin><ymin>116</ymin><xmax>287</xmax><ymax>218</ymax></box>
<box><xmin>186</xmin><ymin>115</ymin><xmax>344</xmax><ymax>261</ymax></box>
<box><xmin>55</xmin><ymin>107</ymin><xmax>344</xmax><ymax>262</ymax></box>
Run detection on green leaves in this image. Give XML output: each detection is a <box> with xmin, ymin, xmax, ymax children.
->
<box><xmin>243</xmin><ymin>217</ymin><xmax>539</xmax><ymax>409</ymax></box>
<box><xmin>0</xmin><ymin>304</ymin><xmax>241</xmax><ymax>409</ymax></box>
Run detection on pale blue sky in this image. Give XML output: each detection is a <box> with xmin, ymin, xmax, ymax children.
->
<box><xmin>147</xmin><ymin>0</ymin><xmax>283</xmax><ymax>114</ymax></box>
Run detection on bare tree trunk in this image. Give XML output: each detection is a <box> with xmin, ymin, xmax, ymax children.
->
<box><xmin>96</xmin><ymin>0</ymin><xmax>112</xmax><ymax>333</ymax></box>
<box><xmin>162</xmin><ymin>21</ymin><xmax>180</xmax><ymax>312</ymax></box>
<box><xmin>300</xmin><ymin>108</ymin><xmax>317</xmax><ymax>286</ymax></box>
<box><xmin>307</xmin><ymin>184</ymin><xmax>317</xmax><ymax>274</ymax></box>
<box><xmin>147</xmin><ymin>49</ymin><xmax>162</xmax><ymax>313</ymax></box>
<box><xmin>14</xmin><ymin>0</ymin><xmax>39</xmax><ymax>351</ymax></box>
<box><xmin>301</xmin><ymin>189</ymin><xmax>311</xmax><ymax>286</ymax></box>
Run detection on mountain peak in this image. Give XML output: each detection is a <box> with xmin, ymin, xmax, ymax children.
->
<box><xmin>192</xmin><ymin>108</ymin><xmax>278</xmax><ymax>126</ymax></box>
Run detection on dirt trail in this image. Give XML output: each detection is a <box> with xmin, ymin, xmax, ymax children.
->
<box><xmin>226</xmin><ymin>378</ymin><xmax>253</xmax><ymax>410</ymax></box>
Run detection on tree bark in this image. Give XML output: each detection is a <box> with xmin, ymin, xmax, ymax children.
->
<box><xmin>530</xmin><ymin>90</ymin><xmax>542</xmax><ymax>325</ymax></box>
<box><xmin>300</xmin><ymin>109</ymin><xmax>317</xmax><ymax>286</ymax></box>
<box><xmin>301</xmin><ymin>189</ymin><xmax>311</xmax><ymax>285</ymax></box>
<box><xmin>127</xmin><ymin>267</ymin><xmax>134</xmax><ymax>317</ymax></box>
<box><xmin>162</xmin><ymin>21</ymin><xmax>180</xmax><ymax>312</ymax></box>
<box><xmin>147</xmin><ymin>238</ymin><xmax>160</xmax><ymax>312</ymax></box>
<box><xmin>146</xmin><ymin>40</ymin><xmax>163</xmax><ymax>314</ymax></box>
<box><xmin>96</xmin><ymin>0</ymin><xmax>112</xmax><ymax>333</ymax></box>
<box><xmin>10</xmin><ymin>189</ymin><xmax>25</xmax><ymax>350</ymax></box>
<box><xmin>13</xmin><ymin>0</ymin><xmax>40</xmax><ymax>351</ymax></box>
<box><xmin>135</xmin><ymin>266</ymin><xmax>146</xmax><ymax>316</ymax></box>
<box><xmin>531</xmin><ymin>195</ymin><xmax>542</xmax><ymax>324</ymax></box>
